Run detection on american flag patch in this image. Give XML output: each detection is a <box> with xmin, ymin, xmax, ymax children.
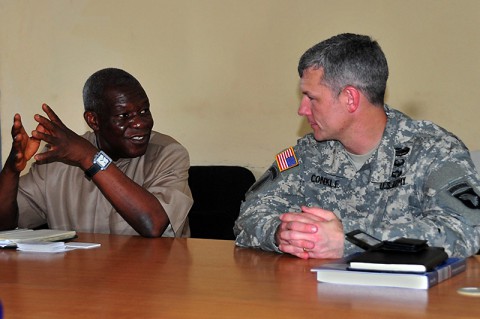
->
<box><xmin>276</xmin><ymin>147</ymin><xmax>299</xmax><ymax>172</ymax></box>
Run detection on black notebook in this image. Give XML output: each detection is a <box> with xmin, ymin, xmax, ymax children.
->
<box><xmin>348</xmin><ymin>246</ymin><xmax>448</xmax><ymax>273</ymax></box>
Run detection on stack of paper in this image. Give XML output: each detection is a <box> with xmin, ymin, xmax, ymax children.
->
<box><xmin>0</xmin><ymin>229</ymin><xmax>76</xmax><ymax>243</ymax></box>
<box><xmin>17</xmin><ymin>241</ymin><xmax>68</xmax><ymax>253</ymax></box>
<box><xmin>0</xmin><ymin>240</ymin><xmax>15</xmax><ymax>248</ymax></box>
<box><xmin>0</xmin><ymin>229</ymin><xmax>100</xmax><ymax>252</ymax></box>
<box><xmin>65</xmin><ymin>242</ymin><xmax>101</xmax><ymax>249</ymax></box>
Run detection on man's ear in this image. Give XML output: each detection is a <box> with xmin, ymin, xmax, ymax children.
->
<box><xmin>84</xmin><ymin>111</ymin><xmax>100</xmax><ymax>131</ymax></box>
<box><xmin>342</xmin><ymin>86</ymin><xmax>360</xmax><ymax>113</ymax></box>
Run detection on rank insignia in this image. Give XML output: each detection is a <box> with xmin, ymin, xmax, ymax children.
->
<box><xmin>276</xmin><ymin>147</ymin><xmax>299</xmax><ymax>172</ymax></box>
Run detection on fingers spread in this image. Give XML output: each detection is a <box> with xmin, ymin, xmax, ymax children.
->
<box><xmin>34</xmin><ymin>114</ymin><xmax>57</xmax><ymax>132</ymax></box>
<box><xmin>42</xmin><ymin>103</ymin><xmax>62</xmax><ymax>124</ymax></box>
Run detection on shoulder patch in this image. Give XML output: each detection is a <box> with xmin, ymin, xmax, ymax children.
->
<box><xmin>448</xmin><ymin>182</ymin><xmax>480</xmax><ymax>209</ymax></box>
<box><xmin>275</xmin><ymin>147</ymin><xmax>299</xmax><ymax>172</ymax></box>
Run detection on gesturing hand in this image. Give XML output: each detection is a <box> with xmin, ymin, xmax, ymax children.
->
<box><xmin>31</xmin><ymin>104</ymin><xmax>97</xmax><ymax>169</ymax></box>
<box><xmin>9</xmin><ymin>113</ymin><xmax>43</xmax><ymax>172</ymax></box>
<box><xmin>275</xmin><ymin>206</ymin><xmax>344</xmax><ymax>259</ymax></box>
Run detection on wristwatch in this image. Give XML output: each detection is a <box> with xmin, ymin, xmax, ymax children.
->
<box><xmin>84</xmin><ymin>150</ymin><xmax>112</xmax><ymax>180</ymax></box>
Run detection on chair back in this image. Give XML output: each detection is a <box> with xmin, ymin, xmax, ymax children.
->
<box><xmin>188</xmin><ymin>165</ymin><xmax>256</xmax><ymax>240</ymax></box>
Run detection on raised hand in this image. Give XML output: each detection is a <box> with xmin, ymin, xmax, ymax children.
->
<box><xmin>31</xmin><ymin>103</ymin><xmax>97</xmax><ymax>169</ymax></box>
<box><xmin>9</xmin><ymin>113</ymin><xmax>43</xmax><ymax>172</ymax></box>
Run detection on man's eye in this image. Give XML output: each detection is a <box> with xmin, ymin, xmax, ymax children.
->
<box><xmin>117</xmin><ymin>113</ymin><xmax>129</xmax><ymax>119</ymax></box>
<box><xmin>140</xmin><ymin>109</ymin><xmax>150</xmax><ymax>115</ymax></box>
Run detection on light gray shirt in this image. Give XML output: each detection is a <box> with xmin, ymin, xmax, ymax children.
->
<box><xmin>18</xmin><ymin>131</ymin><xmax>193</xmax><ymax>237</ymax></box>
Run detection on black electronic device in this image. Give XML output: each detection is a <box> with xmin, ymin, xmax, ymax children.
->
<box><xmin>345</xmin><ymin>230</ymin><xmax>383</xmax><ymax>251</ymax></box>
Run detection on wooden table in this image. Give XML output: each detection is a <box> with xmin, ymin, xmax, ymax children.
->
<box><xmin>0</xmin><ymin>233</ymin><xmax>479</xmax><ymax>318</ymax></box>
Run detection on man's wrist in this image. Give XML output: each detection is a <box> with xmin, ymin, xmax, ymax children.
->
<box><xmin>84</xmin><ymin>150</ymin><xmax>112</xmax><ymax>180</ymax></box>
<box><xmin>270</xmin><ymin>219</ymin><xmax>284</xmax><ymax>253</ymax></box>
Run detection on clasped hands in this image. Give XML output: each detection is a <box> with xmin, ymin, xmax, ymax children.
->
<box><xmin>275</xmin><ymin>206</ymin><xmax>344</xmax><ymax>259</ymax></box>
<box><xmin>10</xmin><ymin>103</ymin><xmax>96</xmax><ymax>172</ymax></box>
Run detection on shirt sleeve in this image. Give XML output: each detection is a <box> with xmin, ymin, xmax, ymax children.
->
<box><xmin>17</xmin><ymin>164</ymin><xmax>49</xmax><ymax>229</ymax></box>
<box><xmin>418</xmin><ymin>153</ymin><xmax>480</xmax><ymax>256</ymax></box>
<box><xmin>234</xmin><ymin>163</ymin><xmax>304</xmax><ymax>252</ymax></box>
<box><xmin>143</xmin><ymin>142</ymin><xmax>193</xmax><ymax>237</ymax></box>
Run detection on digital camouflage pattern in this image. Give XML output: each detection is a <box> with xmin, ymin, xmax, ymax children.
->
<box><xmin>234</xmin><ymin>106</ymin><xmax>480</xmax><ymax>257</ymax></box>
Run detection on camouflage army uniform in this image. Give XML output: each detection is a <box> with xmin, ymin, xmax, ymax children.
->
<box><xmin>234</xmin><ymin>105</ymin><xmax>480</xmax><ymax>257</ymax></box>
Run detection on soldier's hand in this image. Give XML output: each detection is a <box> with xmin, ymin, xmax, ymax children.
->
<box><xmin>276</xmin><ymin>206</ymin><xmax>344</xmax><ymax>259</ymax></box>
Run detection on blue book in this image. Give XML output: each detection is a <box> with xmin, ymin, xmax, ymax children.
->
<box><xmin>311</xmin><ymin>257</ymin><xmax>466</xmax><ymax>289</ymax></box>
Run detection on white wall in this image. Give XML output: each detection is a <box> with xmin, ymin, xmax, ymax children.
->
<box><xmin>1</xmin><ymin>0</ymin><xmax>479</xmax><ymax>177</ymax></box>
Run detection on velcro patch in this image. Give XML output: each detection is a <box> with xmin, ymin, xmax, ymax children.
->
<box><xmin>276</xmin><ymin>147</ymin><xmax>299</xmax><ymax>172</ymax></box>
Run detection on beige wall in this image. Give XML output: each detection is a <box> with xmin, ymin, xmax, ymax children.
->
<box><xmin>1</xmin><ymin>0</ymin><xmax>479</xmax><ymax>177</ymax></box>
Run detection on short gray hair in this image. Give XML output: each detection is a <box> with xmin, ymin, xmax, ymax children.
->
<box><xmin>298</xmin><ymin>33</ymin><xmax>389</xmax><ymax>106</ymax></box>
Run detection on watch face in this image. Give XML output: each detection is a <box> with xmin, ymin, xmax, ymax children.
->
<box><xmin>96</xmin><ymin>152</ymin><xmax>111</xmax><ymax>168</ymax></box>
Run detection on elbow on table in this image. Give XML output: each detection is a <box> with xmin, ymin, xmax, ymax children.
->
<box><xmin>136</xmin><ymin>218</ymin><xmax>171</xmax><ymax>238</ymax></box>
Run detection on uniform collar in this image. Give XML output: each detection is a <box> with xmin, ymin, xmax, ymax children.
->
<box><xmin>370</xmin><ymin>105</ymin><xmax>412</xmax><ymax>182</ymax></box>
<box><xmin>318</xmin><ymin>105</ymin><xmax>412</xmax><ymax>182</ymax></box>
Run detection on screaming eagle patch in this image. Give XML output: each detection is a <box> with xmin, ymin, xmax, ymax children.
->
<box><xmin>448</xmin><ymin>182</ymin><xmax>480</xmax><ymax>209</ymax></box>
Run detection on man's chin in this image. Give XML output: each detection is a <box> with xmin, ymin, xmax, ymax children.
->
<box><xmin>313</xmin><ymin>132</ymin><xmax>325</xmax><ymax>141</ymax></box>
<box><xmin>121</xmin><ymin>145</ymin><xmax>149</xmax><ymax>159</ymax></box>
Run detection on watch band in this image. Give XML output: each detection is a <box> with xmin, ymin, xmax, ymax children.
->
<box><xmin>84</xmin><ymin>163</ymin><xmax>102</xmax><ymax>180</ymax></box>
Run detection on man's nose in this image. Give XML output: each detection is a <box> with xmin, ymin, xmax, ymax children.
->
<box><xmin>129</xmin><ymin>114</ymin><xmax>148</xmax><ymax>128</ymax></box>
<box><xmin>298</xmin><ymin>96</ymin><xmax>311</xmax><ymax>116</ymax></box>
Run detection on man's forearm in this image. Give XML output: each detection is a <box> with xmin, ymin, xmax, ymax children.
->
<box><xmin>89</xmin><ymin>163</ymin><xmax>170</xmax><ymax>237</ymax></box>
<box><xmin>235</xmin><ymin>210</ymin><xmax>283</xmax><ymax>252</ymax></box>
<box><xmin>0</xmin><ymin>161</ymin><xmax>21</xmax><ymax>229</ymax></box>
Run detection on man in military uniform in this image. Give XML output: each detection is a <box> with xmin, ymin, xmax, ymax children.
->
<box><xmin>234</xmin><ymin>33</ymin><xmax>480</xmax><ymax>259</ymax></box>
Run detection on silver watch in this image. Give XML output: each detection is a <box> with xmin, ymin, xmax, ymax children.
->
<box><xmin>84</xmin><ymin>150</ymin><xmax>112</xmax><ymax>180</ymax></box>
